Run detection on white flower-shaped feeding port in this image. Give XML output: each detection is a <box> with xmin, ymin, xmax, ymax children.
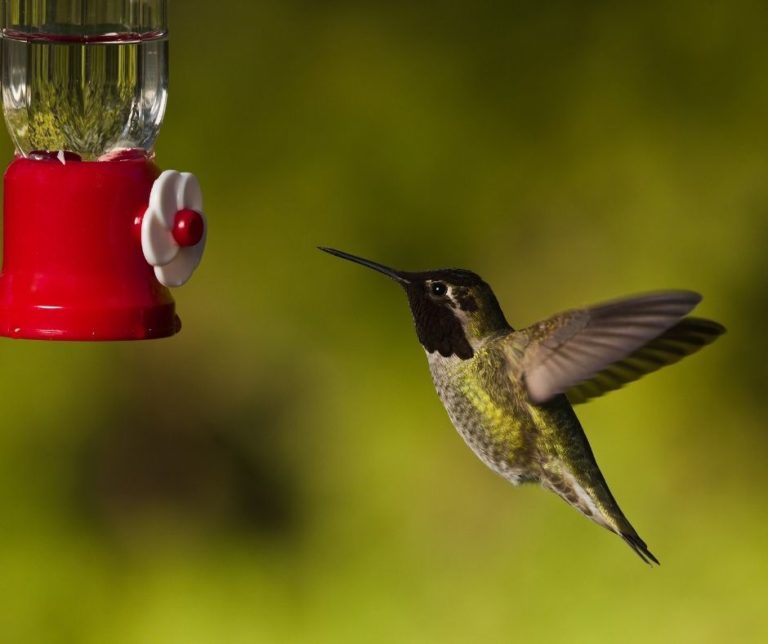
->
<box><xmin>142</xmin><ymin>170</ymin><xmax>207</xmax><ymax>287</ymax></box>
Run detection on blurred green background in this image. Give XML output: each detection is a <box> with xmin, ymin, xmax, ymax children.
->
<box><xmin>1</xmin><ymin>1</ymin><xmax>767</xmax><ymax>642</ymax></box>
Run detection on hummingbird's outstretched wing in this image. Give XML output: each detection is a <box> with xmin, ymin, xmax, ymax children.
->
<box><xmin>519</xmin><ymin>291</ymin><xmax>723</xmax><ymax>404</ymax></box>
<box><xmin>564</xmin><ymin>317</ymin><xmax>724</xmax><ymax>404</ymax></box>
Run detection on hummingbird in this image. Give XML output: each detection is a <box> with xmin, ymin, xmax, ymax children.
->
<box><xmin>320</xmin><ymin>247</ymin><xmax>725</xmax><ymax>564</ymax></box>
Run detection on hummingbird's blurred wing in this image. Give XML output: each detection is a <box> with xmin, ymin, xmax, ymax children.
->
<box><xmin>518</xmin><ymin>291</ymin><xmax>720</xmax><ymax>404</ymax></box>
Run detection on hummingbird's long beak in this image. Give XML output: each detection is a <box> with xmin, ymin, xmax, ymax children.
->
<box><xmin>319</xmin><ymin>247</ymin><xmax>411</xmax><ymax>284</ymax></box>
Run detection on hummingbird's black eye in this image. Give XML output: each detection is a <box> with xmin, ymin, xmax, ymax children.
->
<box><xmin>430</xmin><ymin>282</ymin><xmax>448</xmax><ymax>297</ymax></box>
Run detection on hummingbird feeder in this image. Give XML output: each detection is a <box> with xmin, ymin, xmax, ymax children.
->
<box><xmin>0</xmin><ymin>0</ymin><xmax>206</xmax><ymax>340</ymax></box>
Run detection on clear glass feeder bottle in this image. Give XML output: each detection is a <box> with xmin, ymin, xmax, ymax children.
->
<box><xmin>1</xmin><ymin>0</ymin><xmax>168</xmax><ymax>160</ymax></box>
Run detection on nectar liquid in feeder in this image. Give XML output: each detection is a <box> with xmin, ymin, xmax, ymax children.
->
<box><xmin>0</xmin><ymin>0</ymin><xmax>206</xmax><ymax>340</ymax></box>
<box><xmin>2</xmin><ymin>30</ymin><xmax>167</xmax><ymax>161</ymax></box>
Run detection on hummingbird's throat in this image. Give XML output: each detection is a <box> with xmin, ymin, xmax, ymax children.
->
<box><xmin>406</xmin><ymin>288</ymin><xmax>475</xmax><ymax>360</ymax></box>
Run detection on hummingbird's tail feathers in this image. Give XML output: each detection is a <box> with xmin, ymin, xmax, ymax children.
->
<box><xmin>608</xmin><ymin>501</ymin><xmax>660</xmax><ymax>565</ymax></box>
<box><xmin>565</xmin><ymin>316</ymin><xmax>725</xmax><ymax>404</ymax></box>
<box><xmin>619</xmin><ymin>530</ymin><xmax>660</xmax><ymax>566</ymax></box>
<box><xmin>542</xmin><ymin>465</ymin><xmax>661</xmax><ymax>565</ymax></box>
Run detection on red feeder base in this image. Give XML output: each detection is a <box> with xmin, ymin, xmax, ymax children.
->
<box><xmin>0</xmin><ymin>156</ymin><xmax>180</xmax><ymax>340</ymax></box>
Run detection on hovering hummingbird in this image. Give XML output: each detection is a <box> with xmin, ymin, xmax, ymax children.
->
<box><xmin>320</xmin><ymin>247</ymin><xmax>725</xmax><ymax>564</ymax></box>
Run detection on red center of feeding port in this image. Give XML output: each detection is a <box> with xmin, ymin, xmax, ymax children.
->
<box><xmin>172</xmin><ymin>209</ymin><xmax>205</xmax><ymax>247</ymax></box>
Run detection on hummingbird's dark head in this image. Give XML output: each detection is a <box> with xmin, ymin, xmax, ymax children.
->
<box><xmin>320</xmin><ymin>248</ymin><xmax>510</xmax><ymax>360</ymax></box>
